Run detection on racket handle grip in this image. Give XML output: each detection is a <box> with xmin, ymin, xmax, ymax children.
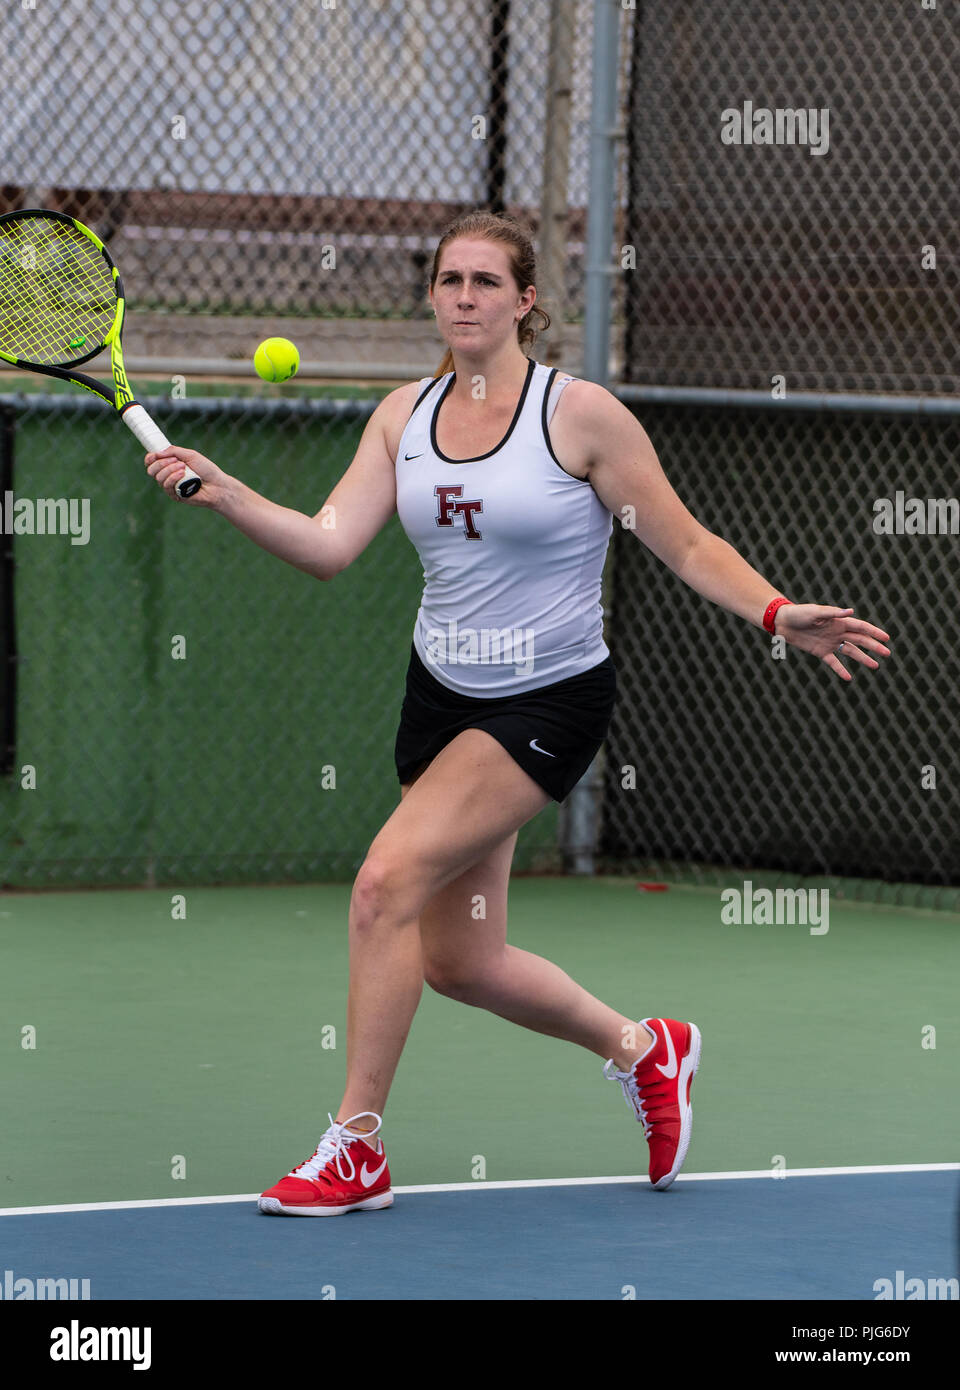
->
<box><xmin>122</xmin><ymin>403</ymin><xmax>203</xmax><ymax>499</ymax></box>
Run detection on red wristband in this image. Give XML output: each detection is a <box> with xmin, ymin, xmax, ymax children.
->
<box><xmin>763</xmin><ymin>596</ymin><xmax>793</xmax><ymax>635</ymax></box>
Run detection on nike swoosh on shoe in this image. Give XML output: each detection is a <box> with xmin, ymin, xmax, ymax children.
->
<box><xmin>360</xmin><ymin>1157</ymin><xmax>389</xmax><ymax>1188</ymax></box>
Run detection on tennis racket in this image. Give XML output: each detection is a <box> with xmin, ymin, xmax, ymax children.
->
<box><xmin>0</xmin><ymin>208</ymin><xmax>201</xmax><ymax>499</ymax></box>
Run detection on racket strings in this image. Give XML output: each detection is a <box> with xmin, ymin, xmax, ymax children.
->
<box><xmin>0</xmin><ymin>216</ymin><xmax>117</xmax><ymax>365</ymax></box>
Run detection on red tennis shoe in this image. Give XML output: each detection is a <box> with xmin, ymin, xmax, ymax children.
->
<box><xmin>603</xmin><ymin>1017</ymin><xmax>702</xmax><ymax>1190</ymax></box>
<box><xmin>258</xmin><ymin>1111</ymin><xmax>393</xmax><ymax>1216</ymax></box>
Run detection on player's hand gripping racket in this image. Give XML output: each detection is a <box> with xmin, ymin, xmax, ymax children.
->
<box><xmin>0</xmin><ymin>208</ymin><xmax>201</xmax><ymax>498</ymax></box>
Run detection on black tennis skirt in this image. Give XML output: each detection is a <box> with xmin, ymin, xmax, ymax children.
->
<box><xmin>394</xmin><ymin>641</ymin><xmax>618</xmax><ymax>803</ymax></box>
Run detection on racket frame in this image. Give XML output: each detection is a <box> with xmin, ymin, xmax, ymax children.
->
<box><xmin>0</xmin><ymin>209</ymin><xmax>201</xmax><ymax>498</ymax></box>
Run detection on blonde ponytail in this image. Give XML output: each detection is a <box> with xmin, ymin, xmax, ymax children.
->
<box><xmin>433</xmin><ymin>348</ymin><xmax>455</xmax><ymax>379</ymax></box>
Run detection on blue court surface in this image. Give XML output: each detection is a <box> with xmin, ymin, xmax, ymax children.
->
<box><xmin>2</xmin><ymin>1168</ymin><xmax>956</xmax><ymax>1301</ymax></box>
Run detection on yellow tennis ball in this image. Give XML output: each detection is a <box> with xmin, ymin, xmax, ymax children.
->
<box><xmin>254</xmin><ymin>337</ymin><xmax>300</xmax><ymax>383</ymax></box>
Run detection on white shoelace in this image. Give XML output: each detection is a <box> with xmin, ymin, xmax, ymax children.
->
<box><xmin>602</xmin><ymin>1059</ymin><xmax>652</xmax><ymax>1139</ymax></box>
<box><xmin>290</xmin><ymin>1110</ymin><xmax>383</xmax><ymax>1182</ymax></box>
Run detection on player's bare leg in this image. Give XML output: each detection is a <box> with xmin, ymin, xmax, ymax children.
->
<box><xmin>335</xmin><ymin>729</ymin><xmax>552</xmax><ymax>1126</ymax></box>
<box><xmin>417</xmin><ymin>843</ymin><xmax>655</xmax><ymax>1068</ymax></box>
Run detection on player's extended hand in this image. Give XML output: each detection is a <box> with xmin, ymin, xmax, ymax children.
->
<box><xmin>144</xmin><ymin>446</ymin><xmax>227</xmax><ymax>507</ymax></box>
<box><xmin>775</xmin><ymin>604</ymin><xmax>892</xmax><ymax>682</ymax></box>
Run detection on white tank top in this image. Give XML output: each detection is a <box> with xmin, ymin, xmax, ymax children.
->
<box><xmin>395</xmin><ymin>357</ymin><xmax>613</xmax><ymax>695</ymax></box>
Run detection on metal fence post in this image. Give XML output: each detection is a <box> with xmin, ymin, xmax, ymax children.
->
<box><xmin>582</xmin><ymin>0</ymin><xmax>621</xmax><ymax>387</ymax></box>
<box><xmin>539</xmin><ymin>0</ymin><xmax>576</xmax><ymax>369</ymax></box>
<box><xmin>559</xmin><ymin>0</ymin><xmax>622</xmax><ymax>875</ymax></box>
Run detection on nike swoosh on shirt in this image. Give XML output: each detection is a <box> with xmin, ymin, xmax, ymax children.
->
<box><xmin>403</xmin><ymin>451</ymin><xmax>424</xmax><ymax>460</ymax></box>
<box><xmin>655</xmin><ymin>1022</ymin><xmax>678</xmax><ymax>1079</ymax></box>
<box><xmin>360</xmin><ymin>1156</ymin><xmax>388</xmax><ymax>1188</ymax></box>
<box><xmin>529</xmin><ymin>738</ymin><xmax>556</xmax><ymax>757</ymax></box>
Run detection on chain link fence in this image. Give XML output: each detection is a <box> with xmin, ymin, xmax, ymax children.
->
<box><xmin>0</xmin><ymin>393</ymin><xmax>560</xmax><ymax>887</ymax></box>
<box><xmin>620</xmin><ymin>1</ymin><xmax>960</xmax><ymax>393</ymax></box>
<box><xmin>1</xmin><ymin>1</ymin><xmax>957</xmax><ymax>903</ymax></box>
<box><xmin>1</xmin><ymin>0</ymin><xmax>595</xmax><ymax>321</ymax></box>
<box><xmin>0</xmin><ymin>0</ymin><xmax>591</xmax><ymax>885</ymax></box>
<box><xmin>604</xmin><ymin>0</ymin><xmax>960</xmax><ymax>905</ymax></box>
<box><xmin>596</xmin><ymin>396</ymin><xmax>960</xmax><ymax>907</ymax></box>
<box><xmin>6</xmin><ymin>387</ymin><xmax>957</xmax><ymax>901</ymax></box>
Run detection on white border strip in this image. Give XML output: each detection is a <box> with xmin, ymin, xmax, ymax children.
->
<box><xmin>1</xmin><ymin>1162</ymin><xmax>956</xmax><ymax>1217</ymax></box>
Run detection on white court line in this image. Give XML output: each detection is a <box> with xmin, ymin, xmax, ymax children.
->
<box><xmin>0</xmin><ymin>1162</ymin><xmax>956</xmax><ymax>1218</ymax></box>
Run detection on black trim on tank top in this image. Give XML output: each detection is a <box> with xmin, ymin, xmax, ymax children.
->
<box><xmin>541</xmin><ymin>366</ymin><xmax>561</xmax><ymax>464</ymax></box>
<box><xmin>541</xmin><ymin>367</ymin><xmax>589</xmax><ymax>482</ymax></box>
<box><xmin>410</xmin><ymin>376</ymin><xmax>438</xmax><ymax>416</ymax></box>
<box><xmin>430</xmin><ymin>355</ymin><xmax>536</xmax><ymax>463</ymax></box>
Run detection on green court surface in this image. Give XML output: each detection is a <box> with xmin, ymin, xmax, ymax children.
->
<box><xmin>1</xmin><ymin>876</ymin><xmax>956</xmax><ymax>1209</ymax></box>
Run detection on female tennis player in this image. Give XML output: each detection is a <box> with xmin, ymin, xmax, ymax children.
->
<box><xmin>145</xmin><ymin>210</ymin><xmax>891</xmax><ymax>1215</ymax></box>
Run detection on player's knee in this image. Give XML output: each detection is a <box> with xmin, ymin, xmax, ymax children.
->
<box><xmin>423</xmin><ymin>964</ymin><xmax>468</xmax><ymax>1000</ymax></box>
<box><xmin>423</xmin><ymin>958</ymin><xmax>486</xmax><ymax>1002</ymax></box>
<box><xmin>350</xmin><ymin>856</ymin><xmax>398</xmax><ymax>926</ymax></box>
<box><xmin>350</xmin><ymin>852</ymin><xmax>422</xmax><ymax>928</ymax></box>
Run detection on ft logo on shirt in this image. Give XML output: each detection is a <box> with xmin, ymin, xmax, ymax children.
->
<box><xmin>435</xmin><ymin>484</ymin><xmax>483</xmax><ymax>539</ymax></box>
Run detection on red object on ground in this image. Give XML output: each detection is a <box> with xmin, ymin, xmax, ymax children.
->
<box><xmin>636</xmin><ymin>882</ymin><xmax>669</xmax><ymax>891</ymax></box>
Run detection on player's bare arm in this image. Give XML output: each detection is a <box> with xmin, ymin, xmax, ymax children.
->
<box><xmin>144</xmin><ymin>381</ymin><xmax>420</xmax><ymax>580</ymax></box>
<box><xmin>559</xmin><ymin>380</ymin><xmax>893</xmax><ymax>684</ymax></box>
